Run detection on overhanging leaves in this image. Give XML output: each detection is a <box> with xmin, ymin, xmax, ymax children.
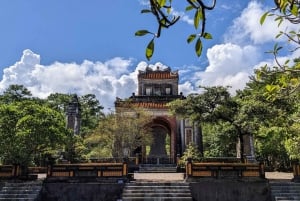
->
<box><xmin>146</xmin><ymin>38</ymin><xmax>155</xmax><ymax>60</ymax></box>
<box><xmin>187</xmin><ymin>34</ymin><xmax>197</xmax><ymax>43</ymax></box>
<box><xmin>260</xmin><ymin>12</ymin><xmax>269</xmax><ymax>25</ymax></box>
<box><xmin>135</xmin><ymin>30</ymin><xmax>151</xmax><ymax>36</ymax></box>
<box><xmin>195</xmin><ymin>38</ymin><xmax>202</xmax><ymax>57</ymax></box>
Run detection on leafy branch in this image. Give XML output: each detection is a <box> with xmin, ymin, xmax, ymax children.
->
<box><xmin>135</xmin><ymin>0</ymin><xmax>216</xmax><ymax>60</ymax></box>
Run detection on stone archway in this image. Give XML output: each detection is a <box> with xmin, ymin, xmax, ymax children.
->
<box><xmin>142</xmin><ymin>116</ymin><xmax>176</xmax><ymax>164</ymax></box>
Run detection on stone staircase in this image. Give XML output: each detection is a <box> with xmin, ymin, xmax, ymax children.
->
<box><xmin>0</xmin><ymin>181</ymin><xmax>42</xmax><ymax>201</ymax></box>
<box><xmin>138</xmin><ymin>164</ymin><xmax>177</xmax><ymax>173</ymax></box>
<box><xmin>270</xmin><ymin>182</ymin><xmax>300</xmax><ymax>201</ymax></box>
<box><xmin>121</xmin><ymin>182</ymin><xmax>193</xmax><ymax>201</ymax></box>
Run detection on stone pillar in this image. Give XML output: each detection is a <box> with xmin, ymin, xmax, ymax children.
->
<box><xmin>237</xmin><ymin>134</ymin><xmax>256</xmax><ymax>163</ymax></box>
<box><xmin>180</xmin><ymin>119</ymin><xmax>185</xmax><ymax>155</ymax></box>
<box><xmin>66</xmin><ymin>95</ymin><xmax>81</xmax><ymax>135</ymax></box>
<box><xmin>243</xmin><ymin>134</ymin><xmax>256</xmax><ymax>162</ymax></box>
<box><xmin>194</xmin><ymin>122</ymin><xmax>203</xmax><ymax>156</ymax></box>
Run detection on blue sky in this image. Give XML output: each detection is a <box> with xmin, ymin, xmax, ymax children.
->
<box><xmin>0</xmin><ymin>0</ymin><xmax>299</xmax><ymax>111</ymax></box>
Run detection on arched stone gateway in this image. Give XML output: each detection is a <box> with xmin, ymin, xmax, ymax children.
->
<box><xmin>145</xmin><ymin>116</ymin><xmax>177</xmax><ymax>164</ymax></box>
<box><xmin>115</xmin><ymin>65</ymin><xmax>189</xmax><ymax>164</ymax></box>
<box><xmin>114</xmin><ymin>64</ymin><xmax>255</xmax><ymax>164</ymax></box>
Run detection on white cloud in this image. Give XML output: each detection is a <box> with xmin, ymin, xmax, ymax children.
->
<box><xmin>224</xmin><ymin>1</ymin><xmax>298</xmax><ymax>45</ymax></box>
<box><xmin>187</xmin><ymin>1</ymin><xmax>300</xmax><ymax>95</ymax></box>
<box><xmin>193</xmin><ymin>43</ymin><xmax>261</xmax><ymax>94</ymax></box>
<box><xmin>192</xmin><ymin>43</ymin><xmax>300</xmax><ymax>95</ymax></box>
<box><xmin>171</xmin><ymin>10</ymin><xmax>194</xmax><ymax>26</ymax></box>
<box><xmin>0</xmin><ymin>50</ymin><xmax>189</xmax><ymax>112</ymax></box>
<box><xmin>0</xmin><ymin>49</ymin><xmax>137</xmax><ymax>111</ymax></box>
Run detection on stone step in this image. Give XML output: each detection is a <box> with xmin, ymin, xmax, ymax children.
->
<box><xmin>126</xmin><ymin>182</ymin><xmax>189</xmax><ymax>186</ymax></box>
<box><xmin>0</xmin><ymin>199</ymin><xmax>35</xmax><ymax>201</ymax></box>
<box><xmin>275</xmin><ymin>196</ymin><xmax>300</xmax><ymax>201</ymax></box>
<box><xmin>123</xmin><ymin>192</ymin><xmax>192</xmax><ymax>197</ymax></box>
<box><xmin>0</xmin><ymin>188</ymin><xmax>41</xmax><ymax>194</ymax></box>
<box><xmin>121</xmin><ymin>196</ymin><xmax>193</xmax><ymax>201</ymax></box>
<box><xmin>270</xmin><ymin>182</ymin><xmax>300</xmax><ymax>201</ymax></box>
<box><xmin>138</xmin><ymin>168</ymin><xmax>177</xmax><ymax>173</ymax></box>
<box><xmin>271</xmin><ymin>185</ymin><xmax>300</xmax><ymax>188</ymax></box>
<box><xmin>272</xmin><ymin>190</ymin><xmax>300</xmax><ymax>194</ymax></box>
<box><xmin>122</xmin><ymin>182</ymin><xmax>193</xmax><ymax>201</ymax></box>
<box><xmin>272</xmin><ymin>192</ymin><xmax>300</xmax><ymax>195</ymax></box>
<box><xmin>0</xmin><ymin>181</ymin><xmax>42</xmax><ymax>201</ymax></box>
<box><xmin>270</xmin><ymin>182</ymin><xmax>300</xmax><ymax>187</ymax></box>
<box><xmin>0</xmin><ymin>194</ymin><xmax>37</xmax><ymax>199</ymax></box>
<box><xmin>272</xmin><ymin>187</ymin><xmax>300</xmax><ymax>191</ymax></box>
<box><xmin>4</xmin><ymin>182</ymin><xmax>42</xmax><ymax>187</ymax></box>
<box><xmin>1</xmin><ymin>187</ymin><xmax>41</xmax><ymax>191</ymax></box>
<box><xmin>126</xmin><ymin>188</ymin><xmax>190</xmax><ymax>193</ymax></box>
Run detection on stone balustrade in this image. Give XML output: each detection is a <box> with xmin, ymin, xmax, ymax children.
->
<box><xmin>47</xmin><ymin>162</ymin><xmax>128</xmax><ymax>178</ymax></box>
<box><xmin>186</xmin><ymin>162</ymin><xmax>265</xmax><ymax>179</ymax></box>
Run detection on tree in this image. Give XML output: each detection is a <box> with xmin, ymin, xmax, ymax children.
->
<box><xmin>0</xmin><ymin>84</ymin><xmax>32</xmax><ymax>104</ymax></box>
<box><xmin>0</xmin><ymin>100</ymin><xmax>68</xmax><ymax>166</ymax></box>
<box><xmin>242</xmin><ymin>60</ymin><xmax>300</xmax><ymax>164</ymax></box>
<box><xmin>179</xmin><ymin>143</ymin><xmax>202</xmax><ymax>166</ymax></box>
<box><xmin>84</xmin><ymin>108</ymin><xmax>153</xmax><ymax>159</ymax></box>
<box><xmin>168</xmin><ymin>86</ymin><xmax>251</xmax><ymax>159</ymax></box>
<box><xmin>46</xmin><ymin>93</ymin><xmax>104</xmax><ymax>136</ymax></box>
<box><xmin>79</xmin><ymin>94</ymin><xmax>104</xmax><ymax>136</ymax></box>
<box><xmin>202</xmin><ymin>122</ymin><xmax>236</xmax><ymax>157</ymax></box>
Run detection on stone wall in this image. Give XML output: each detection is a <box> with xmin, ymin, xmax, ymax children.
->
<box><xmin>190</xmin><ymin>179</ymin><xmax>271</xmax><ymax>201</ymax></box>
<box><xmin>36</xmin><ymin>177</ymin><xmax>271</xmax><ymax>201</ymax></box>
<box><xmin>41</xmin><ymin>179</ymin><xmax>124</xmax><ymax>201</ymax></box>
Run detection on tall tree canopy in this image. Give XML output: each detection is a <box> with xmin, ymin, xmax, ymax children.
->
<box><xmin>0</xmin><ymin>100</ymin><xmax>68</xmax><ymax>166</ymax></box>
<box><xmin>84</xmin><ymin>108</ymin><xmax>153</xmax><ymax>158</ymax></box>
<box><xmin>46</xmin><ymin>93</ymin><xmax>104</xmax><ymax>136</ymax></box>
<box><xmin>0</xmin><ymin>85</ymin><xmax>105</xmax><ymax>165</ymax></box>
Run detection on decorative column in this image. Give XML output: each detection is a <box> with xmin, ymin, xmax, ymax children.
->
<box><xmin>66</xmin><ymin>95</ymin><xmax>81</xmax><ymax>135</ymax></box>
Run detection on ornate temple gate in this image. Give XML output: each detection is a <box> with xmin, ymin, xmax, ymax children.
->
<box><xmin>141</xmin><ymin>116</ymin><xmax>177</xmax><ymax>164</ymax></box>
<box><xmin>115</xmin><ymin>65</ymin><xmax>189</xmax><ymax>165</ymax></box>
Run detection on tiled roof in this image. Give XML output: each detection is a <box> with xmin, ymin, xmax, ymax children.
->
<box><xmin>139</xmin><ymin>72</ymin><xmax>178</xmax><ymax>79</ymax></box>
<box><xmin>115</xmin><ymin>101</ymin><xmax>168</xmax><ymax>109</ymax></box>
<box><xmin>132</xmin><ymin>102</ymin><xmax>168</xmax><ymax>109</ymax></box>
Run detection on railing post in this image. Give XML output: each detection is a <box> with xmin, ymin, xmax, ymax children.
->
<box><xmin>47</xmin><ymin>165</ymin><xmax>51</xmax><ymax>177</ymax></box>
<box><xmin>135</xmin><ymin>153</ymin><xmax>139</xmax><ymax>165</ymax></box>
<box><xmin>123</xmin><ymin>157</ymin><xmax>128</xmax><ymax>177</ymax></box>
<box><xmin>186</xmin><ymin>158</ymin><xmax>192</xmax><ymax>177</ymax></box>
<box><xmin>292</xmin><ymin>159</ymin><xmax>299</xmax><ymax>181</ymax></box>
<box><xmin>12</xmin><ymin>164</ymin><xmax>18</xmax><ymax>178</ymax></box>
<box><xmin>259</xmin><ymin>161</ymin><xmax>265</xmax><ymax>179</ymax></box>
<box><xmin>176</xmin><ymin>154</ymin><xmax>180</xmax><ymax>166</ymax></box>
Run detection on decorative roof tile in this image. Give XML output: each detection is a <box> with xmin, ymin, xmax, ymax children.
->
<box><xmin>132</xmin><ymin>102</ymin><xmax>168</xmax><ymax>109</ymax></box>
<box><xmin>138</xmin><ymin>66</ymin><xmax>178</xmax><ymax>80</ymax></box>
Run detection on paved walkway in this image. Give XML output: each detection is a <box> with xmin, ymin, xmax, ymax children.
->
<box><xmin>38</xmin><ymin>171</ymin><xmax>294</xmax><ymax>181</ymax></box>
<box><xmin>134</xmin><ymin>173</ymin><xmax>185</xmax><ymax>181</ymax></box>
<box><xmin>133</xmin><ymin>172</ymin><xmax>294</xmax><ymax>182</ymax></box>
<box><xmin>265</xmin><ymin>171</ymin><xmax>293</xmax><ymax>181</ymax></box>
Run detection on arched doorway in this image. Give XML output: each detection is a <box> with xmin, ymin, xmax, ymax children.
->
<box><xmin>142</xmin><ymin>116</ymin><xmax>175</xmax><ymax>164</ymax></box>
